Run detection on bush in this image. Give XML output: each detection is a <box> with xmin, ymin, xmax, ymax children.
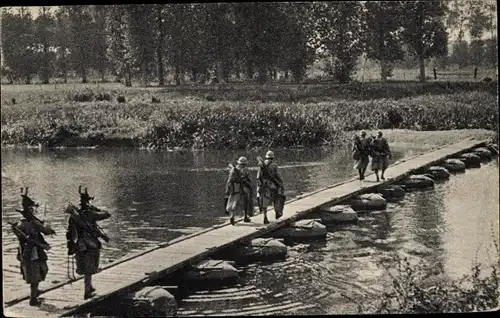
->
<box><xmin>68</xmin><ymin>90</ymin><xmax>94</xmax><ymax>102</ymax></box>
<box><xmin>1</xmin><ymin>90</ymin><xmax>498</xmax><ymax>149</ymax></box>
<box><xmin>95</xmin><ymin>92</ymin><xmax>112</xmax><ymax>101</ymax></box>
<box><xmin>353</xmin><ymin>253</ymin><xmax>499</xmax><ymax>314</ymax></box>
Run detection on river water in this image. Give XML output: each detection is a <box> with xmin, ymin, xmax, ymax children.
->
<box><xmin>2</xmin><ymin>147</ymin><xmax>498</xmax><ymax>315</ymax></box>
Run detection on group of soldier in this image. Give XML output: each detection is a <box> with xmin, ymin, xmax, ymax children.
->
<box><xmin>224</xmin><ymin>150</ymin><xmax>286</xmax><ymax>225</ymax></box>
<box><xmin>11</xmin><ymin>150</ymin><xmax>285</xmax><ymax>307</ymax></box>
<box><xmin>352</xmin><ymin>130</ymin><xmax>392</xmax><ymax>181</ymax></box>
<box><xmin>10</xmin><ymin>187</ymin><xmax>110</xmax><ymax>306</ymax></box>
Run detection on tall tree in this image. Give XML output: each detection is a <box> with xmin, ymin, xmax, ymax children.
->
<box><xmin>468</xmin><ymin>39</ymin><xmax>484</xmax><ymax>68</ymax></box>
<box><xmin>313</xmin><ymin>2</ymin><xmax>366</xmax><ymax>83</ymax></box>
<box><xmin>67</xmin><ymin>6</ymin><xmax>95</xmax><ymax>83</ymax></box>
<box><xmin>401</xmin><ymin>0</ymin><xmax>448</xmax><ymax>82</ymax></box>
<box><xmin>127</xmin><ymin>5</ymin><xmax>156</xmax><ymax>86</ymax></box>
<box><xmin>277</xmin><ymin>2</ymin><xmax>315</xmax><ymax>83</ymax></box>
<box><xmin>204</xmin><ymin>3</ymin><xmax>238</xmax><ymax>83</ymax></box>
<box><xmin>35</xmin><ymin>6</ymin><xmax>55</xmax><ymax>84</ymax></box>
<box><xmin>1</xmin><ymin>7</ymin><xmax>38</xmax><ymax>83</ymax></box>
<box><xmin>450</xmin><ymin>40</ymin><xmax>469</xmax><ymax>69</ymax></box>
<box><xmin>156</xmin><ymin>4</ymin><xmax>166</xmax><ymax>86</ymax></box>
<box><xmin>365</xmin><ymin>1</ymin><xmax>405</xmax><ymax>81</ymax></box>
<box><xmin>106</xmin><ymin>5</ymin><xmax>133</xmax><ymax>86</ymax></box>
<box><xmin>90</xmin><ymin>5</ymin><xmax>109</xmax><ymax>82</ymax></box>
<box><xmin>54</xmin><ymin>7</ymin><xmax>70</xmax><ymax>83</ymax></box>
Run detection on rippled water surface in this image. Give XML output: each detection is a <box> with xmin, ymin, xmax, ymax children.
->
<box><xmin>174</xmin><ymin>161</ymin><xmax>499</xmax><ymax>316</ymax></box>
<box><xmin>2</xmin><ymin>147</ymin><xmax>498</xmax><ymax>315</ymax></box>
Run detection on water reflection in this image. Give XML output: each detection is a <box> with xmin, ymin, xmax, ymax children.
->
<box><xmin>173</xmin><ymin>162</ymin><xmax>498</xmax><ymax>316</ymax></box>
<box><xmin>3</xmin><ymin>146</ymin><xmax>407</xmax><ymax>302</ymax></box>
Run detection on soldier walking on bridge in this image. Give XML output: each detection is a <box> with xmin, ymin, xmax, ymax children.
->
<box><xmin>11</xmin><ymin>187</ymin><xmax>56</xmax><ymax>306</ymax></box>
<box><xmin>257</xmin><ymin>151</ymin><xmax>285</xmax><ymax>224</ymax></box>
<box><xmin>225</xmin><ymin>156</ymin><xmax>254</xmax><ymax>225</ymax></box>
<box><xmin>353</xmin><ymin>130</ymin><xmax>372</xmax><ymax>180</ymax></box>
<box><xmin>371</xmin><ymin>131</ymin><xmax>392</xmax><ymax>182</ymax></box>
<box><xmin>65</xmin><ymin>187</ymin><xmax>111</xmax><ymax>299</ymax></box>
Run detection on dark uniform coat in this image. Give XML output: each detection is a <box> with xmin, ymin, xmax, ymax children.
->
<box><xmin>257</xmin><ymin>159</ymin><xmax>285</xmax><ymax>217</ymax></box>
<box><xmin>225</xmin><ymin>165</ymin><xmax>253</xmax><ymax>216</ymax></box>
<box><xmin>15</xmin><ymin>218</ymin><xmax>53</xmax><ymax>284</ymax></box>
<box><xmin>371</xmin><ymin>137</ymin><xmax>391</xmax><ymax>170</ymax></box>
<box><xmin>66</xmin><ymin>206</ymin><xmax>110</xmax><ymax>275</ymax></box>
<box><xmin>353</xmin><ymin>137</ymin><xmax>371</xmax><ymax>170</ymax></box>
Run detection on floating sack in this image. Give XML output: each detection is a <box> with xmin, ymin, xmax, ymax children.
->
<box><xmin>272</xmin><ymin>219</ymin><xmax>327</xmax><ymax>240</ymax></box>
<box><xmin>319</xmin><ymin>205</ymin><xmax>358</xmax><ymax>223</ymax></box>
<box><xmin>128</xmin><ymin>286</ymin><xmax>177</xmax><ymax>317</ymax></box>
<box><xmin>458</xmin><ymin>153</ymin><xmax>481</xmax><ymax>168</ymax></box>
<box><xmin>348</xmin><ymin>193</ymin><xmax>387</xmax><ymax>211</ymax></box>
<box><xmin>441</xmin><ymin>159</ymin><xmax>466</xmax><ymax>172</ymax></box>
<box><xmin>473</xmin><ymin>147</ymin><xmax>493</xmax><ymax>160</ymax></box>
<box><xmin>235</xmin><ymin>238</ymin><xmax>287</xmax><ymax>263</ymax></box>
<box><xmin>426</xmin><ymin>166</ymin><xmax>451</xmax><ymax>180</ymax></box>
<box><xmin>377</xmin><ymin>185</ymin><xmax>406</xmax><ymax>200</ymax></box>
<box><xmin>182</xmin><ymin>260</ymin><xmax>239</xmax><ymax>283</ymax></box>
<box><xmin>400</xmin><ymin>175</ymin><xmax>435</xmax><ymax>189</ymax></box>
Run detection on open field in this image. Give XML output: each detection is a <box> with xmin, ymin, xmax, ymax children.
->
<box><xmin>1</xmin><ymin>80</ymin><xmax>497</xmax><ymax>104</ymax></box>
<box><xmin>1</xmin><ymin>80</ymin><xmax>498</xmax><ymax>150</ymax></box>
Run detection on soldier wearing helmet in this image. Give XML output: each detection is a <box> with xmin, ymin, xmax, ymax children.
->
<box><xmin>12</xmin><ymin>187</ymin><xmax>55</xmax><ymax>306</ymax></box>
<box><xmin>225</xmin><ymin>156</ymin><xmax>254</xmax><ymax>225</ymax></box>
<box><xmin>257</xmin><ymin>150</ymin><xmax>285</xmax><ymax>224</ymax></box>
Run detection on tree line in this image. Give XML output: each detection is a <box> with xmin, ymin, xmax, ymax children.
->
<box><xmin>1</xmin><ymin>1</ymin><xmax>497</xmax><ymax>86</ymax></box>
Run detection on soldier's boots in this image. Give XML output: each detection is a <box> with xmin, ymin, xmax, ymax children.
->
<box><xmin>29</xmin><ymin>298</ymin><xmax>41</xmax><ymax>306</ymax></box>
<box><xmin>230</xmin><ymin>216</ymin><xmax>235</xmax><ymax>225</ymax></box>
<box><xmin>262</xmin><ymin>210</ymin><xmax>270</xmax><ymax>224</ymax></box>
<box><xmin>84</xmin><ymin>290</ymin><xmax>96</xmax><ymax>300</ymax></box>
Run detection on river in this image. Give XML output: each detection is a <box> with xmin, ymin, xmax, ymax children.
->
<box><xmin>1</xmin><ymin>146</ymin><xmax>498</xmax><ymax>314</ymax></box>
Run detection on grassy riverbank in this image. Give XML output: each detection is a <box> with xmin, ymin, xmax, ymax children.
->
<box><xmin>1</xmin><ymin>82</ymin><xmax>498</xmax><ymax>149</ymax></box>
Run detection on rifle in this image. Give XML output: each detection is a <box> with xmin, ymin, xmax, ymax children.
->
<box><xmin>228</xmin><ymin>163</ymin><xmax>253</xmax><ymax>191</ymax></box>
<box><xmin>228</xmin><ymin>163</ymin><xmax>255</xmax><ymax>216</ymax></box>
<box><xmin>8</xmin><ymin>221</ymin><xmax>51</xmax><ymax>250</ymax></box>
<box><xmin>256</xmin><ymin>156</ymin><xmax>285</xmax><ymax>196</ymax></box>
<box><xmin>66</xmin><ymin>203</ymin><xmax>110</xmax><ymax>243</ymax></box>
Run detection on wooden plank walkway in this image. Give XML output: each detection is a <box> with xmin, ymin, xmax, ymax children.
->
<box><xmin>3</xmin><ymin>138</ymin><xmax>488</xmax><ymax>317</ymax></box>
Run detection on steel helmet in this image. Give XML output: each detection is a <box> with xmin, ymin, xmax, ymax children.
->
<box><xmin>237</xmin><ymin>156</ymin><xmax>248</xmax><ymax>165</ymax></box>
<box><xmin>265</xmin><ymin>151</ymin><xmax>275</xmax><ymax>159</ymax></box>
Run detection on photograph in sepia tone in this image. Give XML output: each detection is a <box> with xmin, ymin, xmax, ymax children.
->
<box><xmin>1</xmin><ymin>2</ymin><xmax>499</xmax><ymax>317</ymax></box>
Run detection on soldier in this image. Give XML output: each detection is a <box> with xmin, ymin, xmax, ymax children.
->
<box><xmin>66</xmin><ymin>187</ymin><xmax>111</xmax><ymax>299</ymax></box>
<box><xmin>11</xmin><ymin>187</ymin><xmax>55</xmax><ymax>306</ymax></box>
<box><xmin>225</xmin><ymin>156</ymin><xmax>254</xmax><ymax>225</ymax></box>
<box><xmin>353</xmin><ymin>130</ymin><xmax>372</xmax><ymax>180</ymax></box>
<box><xmin>257</xmin><ymin>151</ymin><xmax>285</xmax><ymax>224</ymax></box>
<box><xmin>371</xmin><ymin>131</ymin><xmax>392</xmax><ymax>181</ymax></box>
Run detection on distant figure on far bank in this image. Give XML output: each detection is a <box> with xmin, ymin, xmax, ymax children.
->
<box><xmin>352</xmin><ymin>130</ymin><xmax>371</xmax><ymax>180</ymax></box>
<box><xmin>65</xmin><ymin>187</ymin><xmax>111</xmax><ymax>300</ymax></box>
<box><xmin>371</xmin><ymin>131</ymin><xmax>392</xmax><ymax>182</ymax></box>
<box><xmin>11</xmin><ymin>187</ymin><xmax>56</xmax><ymax>306</ymax></box>
<box><xmin>257</xmin><ymin>151</ymin><xmax>285</xmax><ymax>224</ymax></box>
<box><xmin>225</xmin><ymin>156</ymin><xmax>254</xmax><ymax>225</ymax></box>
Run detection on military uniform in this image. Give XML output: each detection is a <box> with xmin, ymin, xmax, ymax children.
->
<box><xmin>66</xmin><ymin>188</ymin><xmax>110</xmax><ymax>299</ymax></box>
<box><xmin>353</xmin><ymin>131</ymin><xmax>372</xmax><ymax>180</ymax></box>
<box><xmin>225</xmin><ymin>157</ymin><xmax>253</xmax><ymax>225</ymax></box>
<box><xmin>257</xmin><ymin>151</ymin><xmax>285</xmax><ymax>224</ymax></box>
<box><xmin>371</xmin><ymin>132</ymin><xmax>392</xmax><ymax>181</ymax></box>
<box><xmin>12</xmin><ymin>189</ymin><xmax>55</xmax><ymax>306</ymax></box>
